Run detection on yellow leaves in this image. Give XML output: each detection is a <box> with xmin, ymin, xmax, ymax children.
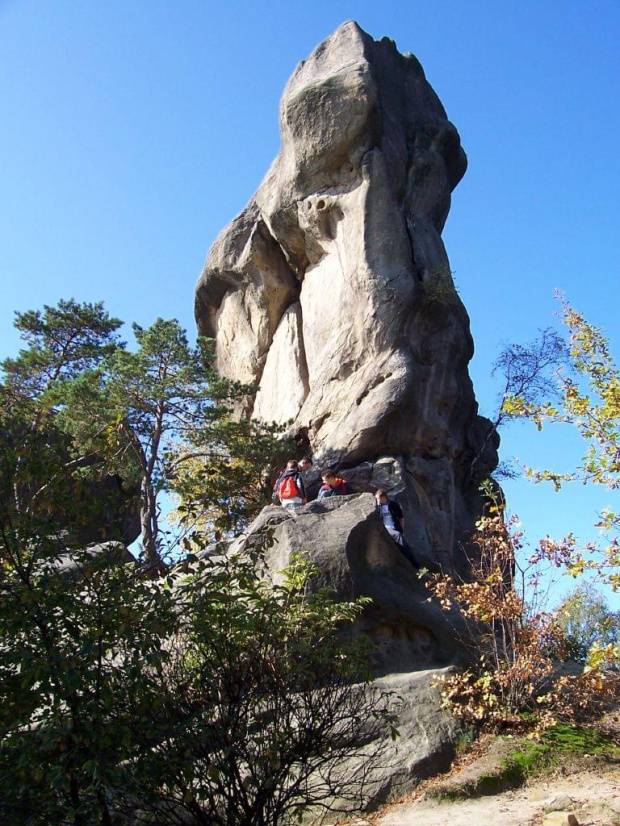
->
<box><xmin>585</xmin><ymin>642</ymin><xmax>620</xmax><ymax>672</ymax></box>
<box><xmin>566</xmin><ymin>558</ymin><xmax>587</xmax><ymax>578</ymax></box>
<box><xmin>504</xmin><ymin>301</ymin><xmax>620</xmax><ymax>591</ymax></box>
<box><xmin>502</xmin><ymin>394</ymin><xmax>528</xmax><ymax>418</ymax></box>
<box><xmin>427</xmin><ymin>502</ymin><xmax>620</xmax><ymax>731</ymax></box>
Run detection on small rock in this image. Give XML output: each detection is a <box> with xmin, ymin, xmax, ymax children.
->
<box><xmin>546</xmin><ymin>793</ymin><xmax>576</xmax><ymax>810</ymax></box>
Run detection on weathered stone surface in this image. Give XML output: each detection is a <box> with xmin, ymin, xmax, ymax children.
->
<box><xmin>339</xmin><ymin>669</ymin><xmax>461</xmax><ymax>810</ymax></box>
<box><xmin>44</xmin><ymin>541</ymin><xmax>135</xmax><ymax>580</ymax></box>
<box><xmin>196</xmin><ymin>21</ymin><xmax>498</xmax><ymax>575</ymax></box>
<box><xmin>253</xmin><ymin>302</ymin><xmax>308</xmax><ymax>425</ymax></box>
<box><xmin>226</xmin><ymin>491</ymin><xmax>474</xmax><ymax>809</ymax></box>
<box><xmin>232</xmin><ymin>493</ymin><xmax>470</xmax><ymax>674</ymax></box>
<box><xmin>301</xmin><ymin>454</ymin><xmax>491</xmax><ymax>578</ymax></box>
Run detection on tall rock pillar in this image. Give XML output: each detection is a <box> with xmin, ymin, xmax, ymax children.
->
<box><xmin>195</xmin><ymin>22</ymin><xmax>498</xmax><ymax>576</ymax></box>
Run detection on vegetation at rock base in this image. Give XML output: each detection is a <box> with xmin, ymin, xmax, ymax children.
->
<box><xmin>428</xmin><ymin>724</ymin><xmax>620</xmax><ymax>802</ymax></box>
<box><xmin>429</xmin><ymin>300</ymin><xmax>620</xmax><ymax>732</ymax></box>
<box><xmin>0</xmin><ymin>527</ymin><xmax>395</xmax><ymax>825</ymax></box>
<box><xmin>0</xmin><ymin>299</ymin><xmax>394</xmax><ymax>826</ymax></box>
<box><xmin>490</xmin><ymin>723</ymin><xmax>620</xmax><ymax>788</ymax></box>
<box><xmin>426</xmin><ymin>498</ymin><xmax>619</xmax><ymax>732</ymax></box>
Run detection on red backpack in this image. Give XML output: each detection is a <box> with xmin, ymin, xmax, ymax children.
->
<box><xmin>279</xmin><ymin>474</ymin><xmax>300</xmax><ymax>500</ymax></box>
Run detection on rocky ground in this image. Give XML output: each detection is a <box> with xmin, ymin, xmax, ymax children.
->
<box><xmin>342</xmin><ymin>732</ymin><xmax>620</xmax><ymax>826</ymax></box>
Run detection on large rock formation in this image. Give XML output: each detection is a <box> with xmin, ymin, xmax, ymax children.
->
<box><xmin>230</xmin><ymin>494</ymin><xmax>471</xmax><ymax>675</ymax></box>
<box><xmin>195</xmin><ymin>21</ymin><xmax>497</xmax><ymax>572</ymax></box>
<box><xmin>225</xmin><ymin>495</ymin><xmax>469</xmax><ymax>808</ymax></box>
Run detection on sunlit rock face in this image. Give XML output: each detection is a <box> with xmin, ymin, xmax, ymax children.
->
<box><xmin>195</xmin><ymin>21</ymin><xmax>498</xmax><ymax>574</ymax></box>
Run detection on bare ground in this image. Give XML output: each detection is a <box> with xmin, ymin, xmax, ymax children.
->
<box><xmin>341</xmin><ymin>728</ymin><xmax>620</xmax><ymax>826</ymax></box>
<box><xmin>372</xmin><ymin>766</ymin><xmax>620</xmax><ymax>826</ymax></box>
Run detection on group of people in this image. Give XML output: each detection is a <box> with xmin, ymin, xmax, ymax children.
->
<box><xmin>273</xmin><ymin>458</ymin><xmax>418</xmax><ymax>567</ymax></box>
<box><xmin>273</xmin><ymin>457</ymin><xmax>351</xmax><ymax>510</ymax></box>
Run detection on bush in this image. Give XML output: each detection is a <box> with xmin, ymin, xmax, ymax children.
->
<box><xmin>0</xmin><ymin>531</ymin><xmax>397</xmax><ymax>825</ymax></box>
<box><xmin>426</xmin><ymin>505</ymin><xmax>619</xmax><ymax>731</ymax></box>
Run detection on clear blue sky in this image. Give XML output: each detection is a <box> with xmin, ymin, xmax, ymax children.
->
<box><xmin>1</xmin><ymin>1</ymin><xmax>618</xmax><ymax>605</ymax></box>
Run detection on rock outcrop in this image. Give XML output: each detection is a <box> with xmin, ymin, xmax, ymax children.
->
<box><xmin>226</xmin><ymin>494</ymin><xmax>468</xmax><ymax>809</ymax></box>
<box><xmin>231</xmin><ymin>494</ymin><xmax>470</xmax><ymax>675</ymax></box>
<box><xmin>195</xmin><ymin>21</ymin><xmax>498</xmax><ymax>578</ymax></box>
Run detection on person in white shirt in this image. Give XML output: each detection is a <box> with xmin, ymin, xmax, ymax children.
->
<box><xmin>374</xmin><ymin>489</ymin><xmax>418</xmax><ymax>568</ymax></box>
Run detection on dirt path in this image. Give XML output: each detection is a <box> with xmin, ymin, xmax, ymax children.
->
<box><xmin>373</xmin><ymin>767</ymin><xmax>620</xmax><ymax>826</ymax></box>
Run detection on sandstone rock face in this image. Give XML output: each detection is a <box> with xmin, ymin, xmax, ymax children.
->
<box><xmin>228</xmin><ymin>495</ymin><xmax>465</xmax><ymax>807</ymax></box>
<box><xmin>231</xmin><ymin>494</ymin><xmax>471</xmax><ymax>675</ymax></box>
<box><xmin>355</xmin><ymin>669</ymin><xmax>460</xmax><ymax>806</ymax></box>
<box><xmin>196</xmin><ymin>21</ymin><xmax>498</xmax><ymax>573</ymax></box>
<box><xmin>323</xmin><ymin>668</ymin><xmax>461</xmax><ymax>812</ymax></box>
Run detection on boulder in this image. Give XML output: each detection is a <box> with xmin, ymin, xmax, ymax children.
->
<box><xmin>231</xmin><ymin>494</ymin><xmax>466</xmax><ymax>810</ymax></box>
<box><xmin>329</xmin><ymin>669</ymin><xmax>462</xmax><ymax>812</ymax></box>
<box><xmin>232</xmin><ymin>493</ymin><xmax>471</xmax><ymax>675</ymax></box>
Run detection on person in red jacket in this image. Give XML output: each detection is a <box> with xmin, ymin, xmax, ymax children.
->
<box><xmin>317</xmin><ymin>470</ymin><xmax>351</xmax><ymax>499</ymax></box>
<box><xmin>275</xmin><ymin>459</ymin><xmax>307</xmax><ymax>509</ymax></box>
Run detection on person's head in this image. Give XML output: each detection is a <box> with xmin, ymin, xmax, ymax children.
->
<box><xmin>321</xmin><ymin>470</ymin><xmax>336</xmax><ymax>486</ymax></box>
<box><xmin>286</xmin><ymin>459</ymin><xmax>299</xmax><ymax>470</ymax></box>
<box><xmin>375</xmin><ymin>488</ymin><xmax>388</xmax><ymax>505</ymax></box>
<box><xmin>299</xmin><ymin>455</ymin><xmax>313</xmax><ymax>472</ymax></box>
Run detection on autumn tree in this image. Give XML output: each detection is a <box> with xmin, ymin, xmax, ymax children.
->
<box><xmin>427</xmin><ymin>501</ymin><xmax>619</xmax><ymax>729</ymax></box>
<box><xmin>556</xmin><ymin>583</ymin><xmax>620</xmax><ymax>664</ymax></box>
<box><xmin>433</xmin><ymin>299</ymin><xmax>620</xmax><ymax>730</ymax></box>
<box><xmin>503</xmin><ymin>299</ymin><xmax>620</xmax><ymax>591</ymax></box>
<box><xmin>425</xmin><ymin>496</ymin><xmax>568</xmax><ymax>726</ymax></box>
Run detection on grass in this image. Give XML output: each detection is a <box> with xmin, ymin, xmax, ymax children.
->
<box><xmin>500</xmin><ymin>723</ymin><xmax>620</xmax><ymax>786</ymax></box>
<box><xmin>429</xmin><ymin>724</ymin><xmax>620</xmax><ymax>802</ymax></box>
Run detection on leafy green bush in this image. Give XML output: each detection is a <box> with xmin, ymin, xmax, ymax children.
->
<box><xmin>0</xmin><ymin>529</ymin><xmax>396</xmax><ymax>825</ymax></box>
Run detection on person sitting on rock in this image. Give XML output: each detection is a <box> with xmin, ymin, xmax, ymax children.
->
<box><xmin>276</xmin><ymin>460</ymin><xmax>307</xmax><ymax>509</ymax></box>
<box><xmin>317</xmin><ymin>470</ymin><xmax>351</xmax><ymax>499</ymax></box>
<box><xmin>374</xmin><ymin>489</ymin><xmax>419</xmax><ymax>568</ymax></box>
